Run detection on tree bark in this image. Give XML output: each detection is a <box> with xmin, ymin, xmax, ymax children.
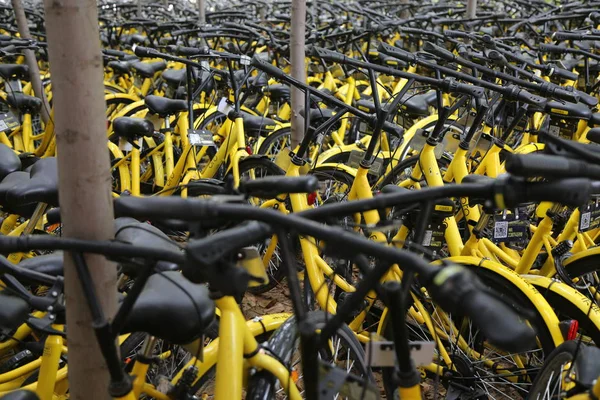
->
<box><xmin>11</xmin><ymin>0</ymin><xmax>50</xmax><ymax>124</ymax></box>
<box><xmin>42</xmin><ymin>0</ymin><xmax>117</xmax><ymax>399</ymax></box>
<box><xmin>290</xmin><ymin>0</ymin><xmax>306</xmax><ymax>149</ymax></box>
<box><xmin>400</xmin><ymin>0</ymin><xmax>410</xmax><ymax>19</ymax></box>
<box><xmin>197</xmin><ymin>0</ymin><xmax>206</xmax><ymax>24</ymax></box>
<box><xmin>466</xmin><ymin>0</ymin><xmax>477</xmax><ymax>19</ymax></box>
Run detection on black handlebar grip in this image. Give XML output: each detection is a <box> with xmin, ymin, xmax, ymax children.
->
<box><xmin>422</xmin><ymin>41</ymin><xmax>455</xmax><ymax>61</ymax></box>
<box><xmin>3</xmin><ymin>39</ymin><xmax>30</xmax><ymax>47</ymax></box>
<box><xmin>538</xmin><ymin>43</ymin><xmax>568</xmax><ymax>53</ymax></box>
<box><xmin>587</xmin><ymin>128</ymin><xmax>600</xmax><ymax>145</ymax></box>
<box><xmin>428</xmin><ymin>265</ymin><xmax>536</xmax><ymax>353</ymax></box>
<box><xmin>166</xmin><ymin>45</ymin><xmax>209</xmax><ymax>56</ymax></box>
<box><xmin>548</xmin><ymin>64</ymin><xmax>579</xmax><ymax>81</ymax></box>
<box><xmin>114</xmin><ymin>196</ymin><xmax>210</xmax><ymax>220</ymax></box>
<box><xmin>506</xmin><ymin>153</ymin><xmax>600</xmax><ymax>180</ymax></box>
<box><xmin>552</xmin><ymin>32</ymin><xmax>583</xmax><ymax>41</ymax></box>
<box><xmin>496</xmin><ymin>175</ymin><xmax>591</xmax><ymax>208</ymax></box>
<box><xmin>444</xmin><ymin>30</ymin><xmax>468</xmax><ymax>38</ymax></box>
<box><xmin>377</xmin><ymin>42</ymin><xmax>417</xmax><ymax>63</ymax></box>
<box><xmin>442</xmin><ymin>78</ymin><xmax>485</xmax><ymax>98</ymax></box>
<box><xmin>0</xmin><ymin>45</ymin><xmax>16</xmax><ymax>54</ymax></box>
<box><xmin>552</xmin><ymin>86</ymin><xmax>580</xmax><ymax>103</ymax></box>
<box><xmin>576</xmin><ymin>90</ymin><xmax>599</xmax><ymax>107</ymax></box>
<box><xmin>239</xmin><ymin>176</ymin><xmax>319</xmax><ymax>198</ymax></box>
<box><xmin>311</xmin><ymin>46</ymin><xmax>346</xmax><ymax>64</ymax></box>
<box><xmin>250</xmin><ymin>55</ymin><xmax>286</xmax><ymax>79</ymax></box>
<box><xmin>104</xmin><ymin>49</ymin><xmax>129</xmax><ymax>58</ymax></box>
<box><xmin>515</xmin><ymin>88</ymin><xmax>547</xmax><ymax>107</ymax></box>
<box><xmin>133</xmin><ymin>46</ymin><xmax>158</xmax><ymax>58</ymax></box>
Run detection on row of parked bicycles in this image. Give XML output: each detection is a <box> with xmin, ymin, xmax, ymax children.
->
<box><xmin>0</xmin><ymin>0</ymin><xmax>599</xmax><ymax>399</ymax></box>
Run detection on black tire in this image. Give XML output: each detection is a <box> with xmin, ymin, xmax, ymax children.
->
<box><xmin>308</xmin><ymin>166</ymin><xmax>355</xmax><ymax>207</ymax></box>
<box><xmin>563</xmin><ymin>254</ymin><xmax>600</xmax><ymax>301</ymax></box>
<box><xmin>247</xmin><ymin>311</ymin><xmax>374</xmax><ymax>400</ymax></box>
<box><xmin>195</xmin><ymin>111</ymin><xmax>226</xmax><ymax>133</ymax></box>
<box><xmin>257</xmin><ymin>127</ymin><xmax>292</xmax><ymax>161</ymax></box>
<box><xmin>106</xmin><ymin>97</ymin><xmax>138</xmax><ymax>119</ymax></box>
<box><xmin>527</xmin><ymin>340</ymin><xmax>587</xmax><ymax>400</ymax></box>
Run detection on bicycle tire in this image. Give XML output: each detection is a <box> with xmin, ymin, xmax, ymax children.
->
<box><xmin>247</xmin><ymin>311</ymin><xmax>374</xmax><ymax>400</ymax></box>
<box><xmin>308</xmin><ymin>166</ymin><xmax>355</xmax><ymax>207</ymax></box>
<box><xmin>257</xmin><ymin>127</ymin><xmax>292</xmax><ymax>161</ymax></box>
<box><xmin>527</xmin><ymin>340</ymin><xmax>585</xmax><ymax>400</ymax></box>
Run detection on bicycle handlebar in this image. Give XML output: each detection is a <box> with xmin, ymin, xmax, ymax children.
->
<box><xmin>239</xmin><ymin>175</ymin><xmax>318</xmax><ymax>199</ymax></box>
<box><xmin>2</xmin><ymin>204</ymin><xmax>538</xmax><ymax>354</ymax></box>
<box><xmin>166</xmin><ymin>45</ymin><xmax>210</xmax><ymax>57</ymax></box>
<box><xmin>548</xmin><ymin>64</ymin><xmax>579</xmax><ymax>81</ymax></box>
<box><xmin>506</xmin><ymin>153</ymin><xmax>600</xmax><ymax>180</ymax></box>
<box><xmin>310</xmin><ymin>46</ymin><xmax>485</xmax><ymax>98</ymax></box>
<box><xmin>428</xmin><ymin>266</ymin><xmax>536</xmax><ymax>353</ymax></box>
<box><xmin>538</xmin><ymin>43</ymin><xmax>568</xmax><ymax>54</ymax></box>
<box><xmin>553</xmin><ymin>31</ymin><xmax>600</xmax><ymax>41</ymax></box>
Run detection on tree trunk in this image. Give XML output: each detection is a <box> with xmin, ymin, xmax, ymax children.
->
<box><xmin>400</xmin><ymin>0</ymin><xmax>410</xmax><ymax>19</ymax></box>
<box><xmin>11</xmin><ymin>0</ymin><xmax>50</xmax><ymax>124</ymax></box>
<box><xmin>137</xmin><ymin>0</ymin><xmax>142</xmax><ymax>18</ymax></box>
<box><xmin>466</xmin><ymin>0</ymin><xmax>477</xmax><ymax>19</ymax></box>
<box><xmin>290</xmin><ymin>0</ymin><xmax>306</xmax><ymax>149</ymax></box>
<box><xmin>42</xmin><ymin>0</ymin><xmax>117</xmax><ymax>399</ymax></box>
<box><xmin>197</xmin><ymin>0</ymin><xmax>206</xmax><ymax>24</ymax></box>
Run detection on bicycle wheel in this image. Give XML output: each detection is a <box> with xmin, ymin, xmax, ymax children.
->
<box><xmin>527</xmin><ymin>341</ymin><xmax>587</xmax><ymax>400</ymax></box>
<box><xmin>120</xmin><ymin>320</ymin><xmax>220</xmax><ymax>396</ymax></box>
<box><xmin>247</xmin><ymin>311</ymin><xmax>374</xmax><ymax>400</ymax></box>
<box><xmin>381</xmin><ymin>265</ymin><xmax>557</xmax><ymax>399</ymax></box>
<box><xmin>120</xmin><ymin>333</ymin><xmax>196</xmax><ymax>392</ymax></box>
<box><xmin>257</xmin><ymin>127</ymin><xmax>292</xmax><ymax>161</ymax></box>
<box><xmin>562</xmin><ymin>252</ymin><xmax>600</xmax><ymax>303</ymax></box>
<box><xmin>308</xmin><ymin>166</ymin><xmax>354</xmax><ymax>207</ymax></box>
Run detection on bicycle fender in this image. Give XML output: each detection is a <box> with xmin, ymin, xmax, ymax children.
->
<box><xmin>445</xmin><ymin>256</ymin><xmax>564</xmax><ymax>347</ymax></box>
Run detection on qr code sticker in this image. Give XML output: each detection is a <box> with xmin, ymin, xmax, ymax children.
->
<box><xmin>494</xmin><ymin>221</ymin><xmax>508</xmax><ymax>239</ymax></box>
<box><xmin>549</xmin><ymin>125</ymin><xmax>560</xmax><ymax>136</ymax></box>
<box><xmin>422</xmin><ymin>230</ymin><xmax>432</xmax><ymax>247</ymax></box>
<box><xmin>0</xmin><ymin>120</ymin><xmax>9</xmax><ymax>132</ymax></box>
<box><xmin>581</xmin><ymin>211</ymin><xmax>591</xmax><ymax>230</ymax></box>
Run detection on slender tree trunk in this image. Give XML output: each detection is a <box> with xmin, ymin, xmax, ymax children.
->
<box><xmin>290</xmin><ymin>0</ymin><xmax>306</xmax><ymax>149</ymax></box>
<box><xmin>400</xmin><ymin>0</ymin><xmax>410</xmax><ymax>19</ymax></box>
<box><xmin>42</xmin><ymin>0</ymin><xmax>117</xmax><ymax>399</ymax></box>
<box><xmin>11</xmin><ymin>0</ymin><xmax>50</xmax><ymax>124</ymax></box>
<box><xmin>197</xmin><ymin>0</ymin><xmax>206</xmax><ymax>24</ymax></box>
<box><xmin>467</xmin><ymin>0</ymin><xmax>477</xmax><ymax>19</ymax></box>
<box><xmin>137</xmin><ymin>0</ymin><xmax>142</xmax><ymax>18</ymax></box>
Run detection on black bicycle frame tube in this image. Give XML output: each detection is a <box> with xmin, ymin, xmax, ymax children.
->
<box><xmin>70</xmin><ymin>252</ymin><xmax>132</xmax><ymax>396</ymax></box>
